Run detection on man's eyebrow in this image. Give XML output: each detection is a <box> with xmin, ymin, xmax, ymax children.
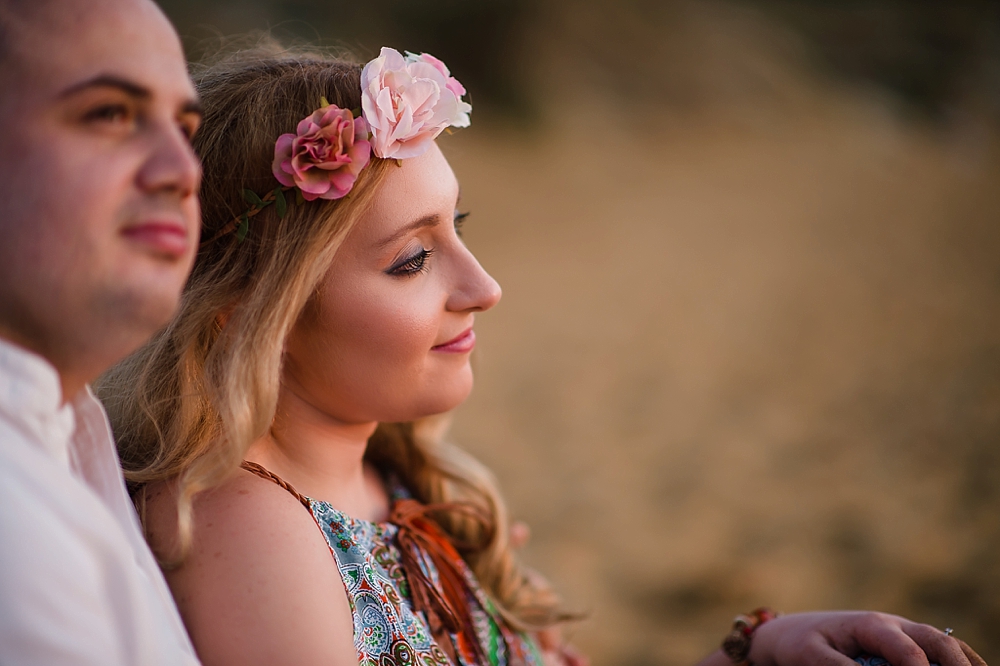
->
<box><xmin>377</xmin><ymin>214</ymin><xmax>441</xmax><ymax>249</ymax></box>
<box><xmin>58</xmin><ymin>74</ymin><xmax>152</xmax><ymax>100</ymax></box>
<box><xmin>59</xmin><ymin>75</ymin><xmax>202</xmax><ymax>120</ymax></box>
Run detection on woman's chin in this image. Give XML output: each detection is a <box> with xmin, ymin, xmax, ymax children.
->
<box><xmin>407</xmin><ymin>377</ymin><xmax>475</xmax><ymax>421</ymax></box>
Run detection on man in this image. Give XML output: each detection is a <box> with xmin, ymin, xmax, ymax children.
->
<box><xmin>0</xmin><ymin>0</ymin><xmax>202</xmax><ymax>662</ymax></box>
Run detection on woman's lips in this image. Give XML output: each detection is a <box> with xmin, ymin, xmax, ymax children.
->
<box><xmin>432</xmin><ymin>328</ymin><xmax>476</xmax><ymax>353</ymax></box>
<box><xmin>122</xmin><ymin>220</ymin><xmax>189</xmax><ymax>259</ymax></box>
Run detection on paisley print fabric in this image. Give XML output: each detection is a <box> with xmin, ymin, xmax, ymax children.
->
<box><xmin>307</xmin><ymin>489</ymin><xmax>542</xmax><ymax>666</ymax></box>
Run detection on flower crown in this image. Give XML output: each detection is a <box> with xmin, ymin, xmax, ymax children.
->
<box><xmin>223</xmin><ymin>47</ymin><xmax>472</xmax><ymax>241</ymax></box>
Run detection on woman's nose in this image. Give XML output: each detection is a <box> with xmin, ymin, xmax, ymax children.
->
<box><xmin>446</xmin><ymin>247</ymin><xmax>502</xmax><ymax>313</ymax></box>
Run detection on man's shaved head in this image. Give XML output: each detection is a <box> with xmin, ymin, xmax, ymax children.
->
<box><xmin>0</xmin><ymin>0</ymin><xmax>60</xmax><ymax>65</ymax></box>
<box><xmin>0</xmin><ymin>7</ymin><xmax>8</xmax><ymax>62</ymax></box>
<box><xmin>0</xmin><ymin>0</ymin><xmax>176</xmax><ymax>76</ymax></box>
<box><xmin>0</xmin><ymin>0</ymin><xmax>31</xmax><ymax>64</ymax></box>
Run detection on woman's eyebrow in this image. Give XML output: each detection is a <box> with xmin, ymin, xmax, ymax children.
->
<box><xmin>376</xmin><ymin>214</ymin><xmax>440</xmax><ymax>249</ymax></box>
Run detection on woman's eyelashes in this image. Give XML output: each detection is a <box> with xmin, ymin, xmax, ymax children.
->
<box><xmin>388</xmin><ymin>247</ymin><xmax>435</xmax><ymax>276</ymax></box>
<box><xmin>454</xmin><ymin>211</ymin><xmax>469</xmax><ymax>238</ymax></box>
<box><xmin>386</xmin><ymin>213</ymin><xmax>468</xmax><ymax>276</ymax></box>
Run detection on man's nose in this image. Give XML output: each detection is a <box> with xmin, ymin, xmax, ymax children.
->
<box><xmin>137</xmin><ymin>121</ymin><xmax>201</xmax><ymax>198</ymax></box>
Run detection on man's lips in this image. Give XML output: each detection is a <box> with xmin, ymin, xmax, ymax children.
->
<box><xmin>432</xmin><ymin>327</ymin><xmax>476</xmax><ymax>353</ymax></box>
<box><xmin>122</xmin><ymin>220</ymin><xmax>190</xmax><ymax>259</ymax></box>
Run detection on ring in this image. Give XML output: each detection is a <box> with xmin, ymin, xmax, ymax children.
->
<box><xmin>944</xmin><ymin>627</ymin><xmax>954</xmax><ymax>636</ymax></box>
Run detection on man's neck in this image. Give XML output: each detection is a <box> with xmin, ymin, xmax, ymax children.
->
<box><xmin>0</xmin><ymin>331</ymin><xmax>85</xmax><ymax>404</ymax></box>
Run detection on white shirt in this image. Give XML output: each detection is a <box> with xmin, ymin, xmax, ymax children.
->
<box><xmin>0</xmin><ymin>339</ymin><xmax>200</xmax><ymax>665</ymax></box>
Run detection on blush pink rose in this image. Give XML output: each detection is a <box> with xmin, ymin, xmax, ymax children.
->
<box><xmin>360</xmin><ymin>47</ymin><xmax>473</xmax><ymax>160</ymax></box>
<box><xmin>271</xmin><ymin>105</ymin><xmax>371</xmax><ymax>201</ymax></box>
<box><xmin>408</xmin><ymin>52</ymin><xmax>468</xmax><ymax>99</ymax></box>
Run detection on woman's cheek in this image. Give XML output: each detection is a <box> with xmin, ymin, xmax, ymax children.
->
<box><xmin>362</xmin><ymin>294</ymin><xmax>440</xmax><ymax>356</ymax></box>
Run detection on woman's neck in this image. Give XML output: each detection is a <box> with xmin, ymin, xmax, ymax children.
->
<box><xmin>244</xmin><ymin>383</ymin><xmax>390</xmax><ymax>522</ymax></box>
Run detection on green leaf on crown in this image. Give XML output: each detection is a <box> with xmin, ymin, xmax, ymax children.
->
<box><xmin>242</xmin><ymin>189</ymin><xmax>264</xmax><ymax>207</ymax></box>
<box><xmin>236</xmin><ymin>213</ymin><xmax>249</xmax><ymax>243</ymax></box>
<box><xmin>274</xmin><ymin>188</ymin><xmax>287</xmax><ymax>219</ymax></box>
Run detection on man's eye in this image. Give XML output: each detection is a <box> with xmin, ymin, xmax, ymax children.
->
<box><xmin>180</xmin><ymin>122</ymin><xmax>198</xmax><ymax>142</ymax></box>
<box><xmin>83</xmin><ymin>104</ymin><xmax>132</xmax><ymax>126</ymax></box>
<box><xmin>179</xmin><ymin>114</ymin><xmax>201</xmax><ymax>142</ymax></box>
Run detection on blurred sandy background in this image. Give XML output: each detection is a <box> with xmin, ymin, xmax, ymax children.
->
<box><xmin>157</xmin><ymin>1</ymin><xmax>1000</xmax><ymax>663</ymax></box>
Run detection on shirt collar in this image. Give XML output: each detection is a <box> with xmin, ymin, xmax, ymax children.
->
<box><xmin>0</xmin><ymin>337</ymin><xmax>77</xmax><ymax>467</ymax></box>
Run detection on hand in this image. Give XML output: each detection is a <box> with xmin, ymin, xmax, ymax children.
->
<box><xmin>748</xmin><ymin>611</ymin><xmax>987</xmax><ymax>666</ymax></box>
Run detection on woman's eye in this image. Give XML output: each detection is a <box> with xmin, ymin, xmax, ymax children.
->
<box><xmin>454</xmin><ymin>211</ymin><xmax>469</xmax><ymax>238</ymax></box>
<box><xmin>388</xmin><ymin>248</ymin><xmax>434</xmax><ymax>276</ymax></box>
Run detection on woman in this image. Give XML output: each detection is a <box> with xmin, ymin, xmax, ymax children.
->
<box><xmin>98</xmin><ymin>42</ymin><xmax>986</xmax><ymax>666</ymax></box>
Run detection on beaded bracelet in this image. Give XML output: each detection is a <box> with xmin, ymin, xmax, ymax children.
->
<box><xmin>721</xmin><ymin>607</ymin><xmax>780</xmax><ymax>666</ymax></box>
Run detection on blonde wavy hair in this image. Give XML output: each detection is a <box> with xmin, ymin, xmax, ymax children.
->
<box><xmin>95</xmin><ymin>40</ymin><xmax>568</xmax><ymax>631</ymax></box>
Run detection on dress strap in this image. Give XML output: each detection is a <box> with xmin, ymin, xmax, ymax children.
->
<box><xmin>240</xmin><ymin>460</ymin><xmax>311</xmax><ymax>511</ymax></box>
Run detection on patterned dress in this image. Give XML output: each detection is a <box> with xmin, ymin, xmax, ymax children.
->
<box><xmin>242</xmin><ymin>462</ymin><xmax>542</xmax><ymax>666</ymax></box>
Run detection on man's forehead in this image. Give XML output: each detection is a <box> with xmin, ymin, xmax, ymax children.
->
<box><xmin>2</xmin><ymin>0</ymin><xmax>193</xmax><ymax>101</ymax></box>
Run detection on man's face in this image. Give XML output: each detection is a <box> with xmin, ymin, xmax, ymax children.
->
<box><xmin>0</xmin><ymin>0</ymin><xmax>201</xmax><ymax>392</ymax></box>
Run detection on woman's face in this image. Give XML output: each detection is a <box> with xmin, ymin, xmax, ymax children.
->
<box><xmin>282</xmin><ymin>143</ymin><xmax>502</xmax><ymax>424</ymax></box>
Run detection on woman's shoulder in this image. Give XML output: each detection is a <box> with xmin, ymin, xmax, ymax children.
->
<box><xmin>142</xmin><ymin>469</ymin><xmax>320</xmax><ymax>560</ymax></box>
<box><xmin>143</xmin><ymin>470</ymin><xmax>358</xmax><ymax>666</ymax></box>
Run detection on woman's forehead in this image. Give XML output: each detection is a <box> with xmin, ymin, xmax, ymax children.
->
<box><xmin>362</xmin><ymin>144</ymin><xmax>460</xmax><ymax>239</ymax></box>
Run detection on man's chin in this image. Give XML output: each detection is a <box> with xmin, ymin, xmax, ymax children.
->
<box><xmin>130</xmin><ymin>288</ymin><xmax>183</xmax><ymax>335</ymax></box>
<box><xmin>97</xmin><ymin>282</ymin><xmax>184</xmax><ymax>351</ymax></box>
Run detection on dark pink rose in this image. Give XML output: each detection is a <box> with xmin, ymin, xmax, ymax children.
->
<box><xmin>271</xmin><ymin>105</ymin><xmax>371</xmax><ymax>201</ymax></box>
